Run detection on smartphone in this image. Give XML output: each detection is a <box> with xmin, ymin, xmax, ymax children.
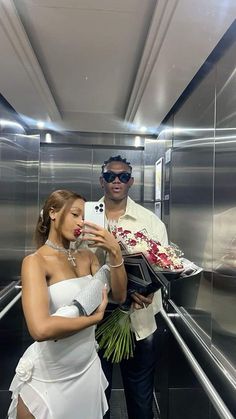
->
<box><xmin>84</xmin><ymin>201</ymin><xmax>105</xmax><ymax>227</ymax></box>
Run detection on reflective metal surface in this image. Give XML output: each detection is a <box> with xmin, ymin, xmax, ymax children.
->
<box><xmin>40</xmin><ymin>145</ymin><xmax>93</xmax><ymax>201</ymax></box>
<box><xmin>162</xmin><ymin>33</ymin><xmax>236</xmax><ymax>385</ymax></box>
<box><xmin>161</xmin><ymin>305</ymin><xmax>234</xmax><ymax>419</ymax></box>
<box><xmin>0</xmin><ymin>134</ymin><xmax>40</xmax><ymax>284</ymax></box>
<box><xmin>212</xmin><ymin>38</ymin><xmax>236</xmax><ymax>371</ymax></box>
<box><xmin>39</xmin><ymin>137</ymin><xmax>144</xmax><ymax>204</ymax></box>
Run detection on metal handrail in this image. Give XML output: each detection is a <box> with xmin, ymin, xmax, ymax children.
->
<box><xmin>0</xmin><ymin>291</ymin><xmax>22</xmax><ymax>320</ymax></box>
<box><xmin>160</xmin><ymin>307</ymin><xmax>234</xmax><ymax>419</ymax></box>
<box><xmin>0</xmin><ymin>281</ymin><xmax>18</xmax><ymax>302</ymax></box>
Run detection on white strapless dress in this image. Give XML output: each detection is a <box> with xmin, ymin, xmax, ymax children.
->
<box><xmin>8</xmin><ymin>273</ymin><xmax>108</xmax><ymax>419</ymax></box>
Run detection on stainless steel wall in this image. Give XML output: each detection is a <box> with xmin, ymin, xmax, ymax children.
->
<box><xmin>39</xmin><ymin>134</ymin><xmax>145</xmax><ymax>208</ymax></box>
<box><xmin>0</xmin><ymin>134</ymin><xmax>40</xmax><ymax>283</ymax></box>
<box><xmin>163</xmin><ymin>35</ymin><xmax>236</xmax><ymax>382</ymax></box>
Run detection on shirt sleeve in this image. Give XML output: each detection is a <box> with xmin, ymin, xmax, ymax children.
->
<box><xmin>150</xmin><ymin>215</ymin><xmax>168</xmax><ymax>246</ymax></box>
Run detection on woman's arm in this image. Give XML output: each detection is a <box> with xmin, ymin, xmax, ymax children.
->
<box><xmin>21</xmin><ymin>254</ymin><xmax>107</xmax><ymax>342</ymax></box>
<box><xmin>84</xmin><ymin>223</ymin><xmax>127</xmax><ymax>304</ymax></box>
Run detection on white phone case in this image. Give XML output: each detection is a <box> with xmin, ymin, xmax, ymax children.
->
<box><xmin>84</xmin><ymin>201</ymin><xmax>105</xmax><ymax>227</ymax></box>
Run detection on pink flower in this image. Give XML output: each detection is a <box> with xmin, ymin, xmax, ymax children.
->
<box><xmin>115</xmin><ymin>227</ymin><xmax>183</xmax><ymax>271</ymax></box>
<box><xmin>123</xmin><ymin>229</ymin><xmax>132</xmax><ymax>235</ymax></box>
<box><xmin>135</xmin><ymin>232</ymin><xmax>145</xmax><ymax>239</ymax></box>
<box><xmin>128</xmin><ymin>239</ymin><xmax>137</xmax><ymax>246</ymax></box>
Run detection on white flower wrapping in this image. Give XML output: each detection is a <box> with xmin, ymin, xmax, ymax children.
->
<box><xmin>16</xmin><ymin>357</ymin><xmax>34</xmax><ymax>382</ymax></box>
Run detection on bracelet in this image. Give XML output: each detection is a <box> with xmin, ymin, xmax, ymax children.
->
<box><xmin>109</xmin><ymin>258</ymin><xmax>124</xmax><ymax>268</ymax></box>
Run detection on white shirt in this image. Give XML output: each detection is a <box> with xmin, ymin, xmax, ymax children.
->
<box><xmin>98</xmin><ymin>196</ymin><xmax>167</xmax><ymax>336</ymax></box>
<box><xmin>101</xmin><ymin>196</ymin><xmax>168</xmax><ymax>246</ymax></box>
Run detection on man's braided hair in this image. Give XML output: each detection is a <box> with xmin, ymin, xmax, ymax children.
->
<box><xmin>101</xmin><ymin>155</ymin><xmax>132</xmax><ymax>173</ymax></box>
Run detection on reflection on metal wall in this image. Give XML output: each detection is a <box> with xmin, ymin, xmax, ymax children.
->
<box><xmin>170</xmin><ymin>144</ymin><xmax>214</xmax><ymax>265</ymax></box>
<box><xmin>166</xmin><ymin>33</ymin><xmax>236</xmax><ymax>383</ymax></box>
<box><xmin>211</xmin><ymin>37</ymin><xmax>236</xmax><ymax>372</ymax></box>
<box><xmin>39</xmin><ymin>141</ymin><xmax>144</xmax><ymax>206</ymax></box>
<box><xmin>0</xmin><ymin>134</ymin><xmax>40</xmax><ymax>282</ymax></box>
<box><xmin>25</xmin><ymin>135</ymin><xmax>40</xmax><ymax>253</ymax></box>
<box><xmin>40</xmin><ymin>145</ymin><xmax>93</xmax><ymax>203</ymax></box>
<box><xmin>170</xmin><ymin>141</ymin><xmax>214</xmax><ymax>341</ymax></box>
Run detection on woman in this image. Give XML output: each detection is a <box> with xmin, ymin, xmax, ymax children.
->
<box><xmin>8</xmin><ymin>189</ymin><xmax>127</xmax><ymax>419</ymax></box>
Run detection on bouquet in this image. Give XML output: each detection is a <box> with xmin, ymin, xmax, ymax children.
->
<box><xmin>95</xmin><ymin>227</ymin><xmax>184</xmax><ymax>363</ymax></box>
<box><xmin>113</xmin><ymin>227</ymin><xmax>183</xmax><ymax>270</ymax></box>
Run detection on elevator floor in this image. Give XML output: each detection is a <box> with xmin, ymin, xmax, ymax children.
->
<box><xmin>110</xmin><ymin>389</ymin><xmax>160</xmax><ymax>419</ymax></box>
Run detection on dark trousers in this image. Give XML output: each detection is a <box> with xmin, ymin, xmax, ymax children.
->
<box><xmin>99</xmin><ymin>328</ymin><xmax>159</xmax><ymax>419</ymax></box>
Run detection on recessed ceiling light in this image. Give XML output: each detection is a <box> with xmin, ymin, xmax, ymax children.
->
<box><xmin>140</xmin><ymin>126</ymin><xmax>147</xmax><ymax>133</ymax></box>
<box><xmin>37</xmin><ymin>121</ymin><xmax>45</xmax><ymax>129</ymax></box>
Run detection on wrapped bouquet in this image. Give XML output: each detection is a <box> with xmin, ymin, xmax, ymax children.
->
<box><xmin>95</xmin><ymin>227</ymin><xmax>184</xmax><ymax>363</ymax></box>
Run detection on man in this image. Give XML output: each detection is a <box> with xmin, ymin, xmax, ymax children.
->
<box><xmin>98</xmin><ymin>155</ymin><xmax>168</xmax><ymax>419</ymax></box>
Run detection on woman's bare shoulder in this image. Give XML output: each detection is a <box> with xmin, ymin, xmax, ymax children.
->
<box><xmin>22</xmin><ymin>249</ymin><xmax>46</xmax><ymax>270</ymax></box>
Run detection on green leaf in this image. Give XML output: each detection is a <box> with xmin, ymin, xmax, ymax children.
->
<box><xmin>96</xmin><ymin>308</ymin><xmax>135</xmax><ymax>363</ymax></box>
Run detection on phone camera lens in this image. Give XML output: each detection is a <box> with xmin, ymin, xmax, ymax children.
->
<box><xmin>99</xmin><ymin>204</ymin><xmax>103</xmax><ymax>207</ymax></box>
<box><xmin>99</xmin><ymin>208</ymin><xmax>103</xmax><ymax>212</ymax></box>
<box><xmin>95</xmin><ymin>206</ymin><xmax>99</xmax><ymax>211</ymax></box>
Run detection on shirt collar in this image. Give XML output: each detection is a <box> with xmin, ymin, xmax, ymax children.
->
<box><xmin>123</xmin><ymin>197</ymin><xmax>138</xmax><ymax>220</ymax></box>
<box><xmin>100</xmin><ymin>196</ymin><xmax>138</xmax><ymax>220</ymax></box>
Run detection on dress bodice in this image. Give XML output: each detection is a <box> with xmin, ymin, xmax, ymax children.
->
<box><xmin>48</xmin><ymin>274</ymin><xmax>93</xmax><ymax>313</ymax></box>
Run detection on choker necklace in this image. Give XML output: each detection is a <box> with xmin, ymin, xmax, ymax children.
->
<box><xmin>45</xmin><ymin>239</ymin><xmax>77</xmax><ymax>267</ymax></box>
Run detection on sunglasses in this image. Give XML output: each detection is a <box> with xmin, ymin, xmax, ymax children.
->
<box><xmin>102</xmin><ymin>171</ymin><xmax>132</xmax><ymax>183</ymax></box>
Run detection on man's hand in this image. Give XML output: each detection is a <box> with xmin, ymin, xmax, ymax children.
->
<box><xmin>131</xmin><ymin>292</ymin><xmax>154</xmax><ymax>310</ymax></box>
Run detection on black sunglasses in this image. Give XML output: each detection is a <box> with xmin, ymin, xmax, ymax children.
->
<box><xmin>102</xmin><ymin>171</ymin><xmax>132</xmax><ymax>183</ymax></box>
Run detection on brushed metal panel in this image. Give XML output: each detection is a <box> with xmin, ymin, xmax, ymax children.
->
<box><xmin>40</xmin><ymin>145</ymin><xmax>144</xmax><ymax>213</ymax></box>
<box><xmin>211</xmin><ymin>37</ymin><xmax>236</xmax><ymax>372</ymax></box>
<box><xmin>169</xmin><ymin>142</ymin><xmax>214</xmax><ymax>341</ymax></box>
<box><xmin>24</xmin><ymin>135</ymin><xmax>40</xmax><ymax>253</ymax></box>
<box><xmin>216</xmin><ymin>37</ymin><xmax>236</xmax><ymax>129</ymax></box>
<box><xmin>170</xmin><ymin>145</ymin><xmax>214</xmax><ymax>266</ymax></box>
<box><xmin>167</xmin><ymin>65</ymin><xmax>216</xmax><ymax>348</ymax></box>
<box><xmin>40</xmin><ymin>131</ymin><xmax>145</xmax><ymax>147</ymax></box>
<box><xmin>40</xmin><ymin>145</ymin><xmax>92</xmax><ymax>203</ymax></box>
<box><xmin>169</xmin><ymin>36</ymin><xmax>236</xmax><ymax>379</ymax></box>
<box><xmin>0</xmin><ymin>134</ymin><xmax>40</xmax><ymax>283</ymax></box>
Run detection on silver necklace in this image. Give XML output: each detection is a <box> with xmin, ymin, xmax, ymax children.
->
<box><xmin>45</xmin><ymin>239</ymin><xmax>77</xmax><ymax>267</ymax></box>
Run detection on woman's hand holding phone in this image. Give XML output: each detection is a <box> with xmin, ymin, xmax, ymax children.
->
<box><xmin>82</xmin><ymin>220</ymin><xmax>120</xmax><ymax>254</ymax></box>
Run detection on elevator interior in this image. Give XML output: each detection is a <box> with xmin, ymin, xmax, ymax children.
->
<box><xmin>1</xmin><ymin>2</ymin><xmax>236</xmax><ymax>419</ymax></box>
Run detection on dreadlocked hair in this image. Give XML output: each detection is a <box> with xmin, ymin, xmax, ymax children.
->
<box><xmin>101</xmin><ymin>155</ymin><xmax>132</xmax><ymax>173</ymax></box>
